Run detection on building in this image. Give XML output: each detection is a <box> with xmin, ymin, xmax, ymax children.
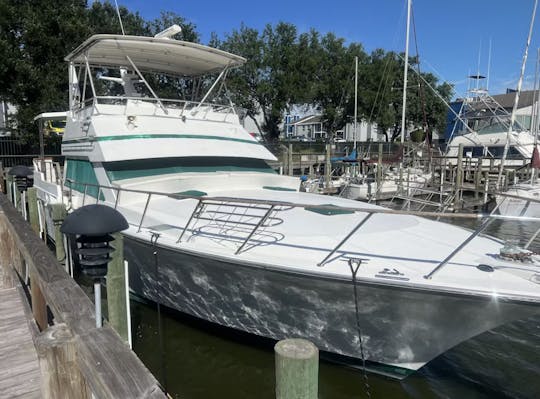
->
<box><xmin>342</xmin><ymin>120</ymin><xmax>386</xmax><ymax>142</ymax></box>
<box><xmin>283</xmin><ymin>114</ymin><xmax>300</xmax><ymax>136</ymax></box>
<box><xmin>283</xmin><ymin>113</ymin><xmax>388</xmax><ymax>142</ymax></box>
<box><xmin>286</xmin><ymin>115</ymin><xmax>327</xmax><ymax>140</ymax></box>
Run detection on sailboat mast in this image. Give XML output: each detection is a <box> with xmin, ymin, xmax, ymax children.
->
<box><xmin>400</xmin><ymin>0</ymin><xmax>412</xmax><ymax>144</ymax></box>
<box><xmin>497</xmin><ymin>0</ymin><xmax>538</xmax><ymax>188</ymax></box>
<box><xmin>354</xmin><ymin>56</ymin><xmax>358</xmax><ymax>149</ymax></box>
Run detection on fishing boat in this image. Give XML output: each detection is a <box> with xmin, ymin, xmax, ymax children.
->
<box><xmin>32</xmin><ymin>28</ymin><xmax>540</xmax><ymax>379</ymax></box>
<box><xmin>445</xmin><ymin>76</ymin><xmax>539</xmax><ymax>167</ymax></box>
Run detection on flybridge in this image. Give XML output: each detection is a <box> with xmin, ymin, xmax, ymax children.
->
<box><xmin>65</xmin><ymin>34</ymin><xmax>246</xmax><ymax>76</ymax></box>
<box><xmin>66</xmin><ymin>27</ymin><xmax>247</xmax><ymax>117</ymax></box>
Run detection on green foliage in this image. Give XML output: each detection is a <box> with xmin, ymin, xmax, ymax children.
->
<box><xmin>0</xmin><ymin>1</ymin><xmax>196</xmax><ymax>143</ymax></box>
<box><xmin>410</xmin><ymin>129</ymin><xmax>425</xmax><ymax>142</ymax></box>
<box><xmin>311</xmin><ymin>35</ymin><xmax>368</xmax><ymax>140</ymax></box>
<box><xmin>217</xmin><ymin>22</ymin><xmax>317</xmax><ymax>140</ymax></box>
<box><xmin>0</xmin><ymin>2</ymin><xmax>453</xmax><ymax>145</ymax></box>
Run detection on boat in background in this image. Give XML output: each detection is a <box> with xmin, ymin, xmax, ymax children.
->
<box><xmin>445</xmin><ymin>91</ymin><xmax>538</xmax><ymax>167</ymax></box>
<box><xmin>32</xmin><ymin>27</ymin><xmax>540</xmax><ymax>379</ymax></box>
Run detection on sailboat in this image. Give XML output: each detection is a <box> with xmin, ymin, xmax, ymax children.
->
<box><xmin>32</xmin><ymin>25</ymin><xmax>540</xmax><ymax>379</ymax></box>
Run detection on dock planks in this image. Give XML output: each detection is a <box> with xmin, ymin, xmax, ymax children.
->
<box><xmin>0</xmin><ymin>285</ymin><xmax>41</xmax><ymax>398</ymax></box>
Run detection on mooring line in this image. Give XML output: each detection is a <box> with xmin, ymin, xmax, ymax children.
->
<box><xmin>348</xmin><ymin>258</ymin><xmax>372</xmax><ymax>398</ymax></box>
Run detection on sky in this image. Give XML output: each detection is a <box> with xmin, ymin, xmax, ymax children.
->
<box><xmin>113</xmin><ymin>0</ymin><xmax>540</xmax><ymax>99</ymax></box>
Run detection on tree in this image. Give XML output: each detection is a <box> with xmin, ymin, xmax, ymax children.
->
<box><xmin>0</xmin><ymin>1</ymin><xmax>198</xmax><ymax>143</ymax></box>
<box><xmin>361</xmin><ymin>49</ymin><xmax>453</xmax><ymax>142</ymax></box>
<box><xmin>357</xmin><ymin>50</ymin><xmax>401</xmax><ymax>141</ymax></box>
<box><xmin>311</xmin><ymin>34</ymin><xmax>368</xmax><ymax>140</ymax></box>
<box><xmin>217</xmin><ymin>22</ymin><xmax>313</xmax><ymax>141</ymax></box>
<box><xmin>0</xmin><ymin>0</ymin><xmax>90</xmax><ymax>143</ymax></box>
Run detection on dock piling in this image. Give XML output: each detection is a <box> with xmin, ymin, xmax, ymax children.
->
<box><xmin>275</xmin><ymin>338</ymin><xmax>318</xmax><ymax>399</ymax></box>
<box><xmin>107</xmin><ymin>232</ymin><xmax>130</xmax><ymax>343</ymax></box>
<box><xmin>49</xmin><ymin>204</ymin><xmax>67</xmax><ymax>264</ymax></box>
<box><xmin>27</xmin><ymin>187</ymin><xmax>40</xmax><ymax>235</ymax></box>
<box><xmin>36</xmin><ymin>323</ymin><xmax>91</xmax><ymax>398</ymax></box>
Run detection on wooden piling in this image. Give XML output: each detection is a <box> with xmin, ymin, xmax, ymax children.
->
<box><xmin>474</xmin><ymin>159</ymin><xmax>482</xmax><ymax>200</ymax></box>
<box><xmin>27</xmin><ymin>187</ymin><xmax>40</xmax><ymax>235</ymax></box>
<box><xmin>6</xmin><ymin>174</ymin><xmax>14</xmax><ymax>204</ymax></box>
<box><xmin>288</xmin><ymin>143</ymin><xmax>293</xmax><ymax>176</ymax></box>
<box><xmin>275</xmin><ymin>338</ymin><xmax>318</xmax><ymax>399</ymax></box>
<box><xmin>0</xmin><ymin>193</ymin><xmax>167</xmax><ymax>398</ymax></box>
<box><xmin>325</xmin><ymin>144</ymin><xmax>331</xmax><ymax>191</ymax></box>
<box><xmin>0</xmin><ymin>162</ymin><xmax>4</xmax><ymax>194</ymax></box>
<box><xmin>30</xmin><ymin>274</ymin><xmax>48</xmax><ymax>331</ymax></box>
<box><xmin>107</xmin><ymin>232</ymin><xmax>129</xmax><ymax>343</ymax></box>
<box><xmin>36</xmin><ymin>323</ymin><xmax>90</xmax><ymax>399</ymax></box>
<box><xmin>48</xmin><ymin>204</ymin><xmax>67</xmax><ymax>264</ymax></box>
<box><xmin>454</xmin><ymin>143</ymin><xmax>464</xmax><ymax>211</ymax></box>
<box><xmin>377</xmin><ymin>143</ymin><xmax>383</xmax><ymax>200</ymax></box>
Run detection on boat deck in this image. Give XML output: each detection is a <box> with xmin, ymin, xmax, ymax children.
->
<box><xmin>114</xmin><ymin>188</ymin><xmax>540</xmax><ymax>302</ymax></box>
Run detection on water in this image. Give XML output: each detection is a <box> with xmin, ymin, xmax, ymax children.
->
<box><xmin>128</xmin><ymin>216</ymin><xmax>540</xmax><ymax>399</ymax></box>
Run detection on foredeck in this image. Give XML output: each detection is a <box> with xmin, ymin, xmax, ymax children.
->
<box><xmin>107</xmin><ymin>188</ymin><xmax>540</xmax><ymax>303</ymax></box>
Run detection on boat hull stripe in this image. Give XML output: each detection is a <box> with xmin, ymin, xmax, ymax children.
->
<box><xmin>63</xmin><ymin>134</ymin><xmax>261</xmax><ymax>145</ymax></box>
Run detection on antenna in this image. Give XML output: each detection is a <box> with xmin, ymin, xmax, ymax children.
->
<box><xmin>486</xmin><ymin>38</ymin><xmax>492</xmax><ymax>92</ymax></box>
<box><xmin>476</xmin><ymin>39</ymin><xmax>482</xmax><ymax>92</ymax></box>
<box><xmin>154</xmin><ymin>25</ymin><xmax>182</xmax><ymax>39</ymax></box>
<box><xmin>114</xmin><ymin>0</ymin><xmax>125</xmax><ymax>35</ymax></box>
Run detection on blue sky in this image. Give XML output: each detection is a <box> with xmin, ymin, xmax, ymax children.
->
<box><xmin>113</xmin><ymin>0</ymin><xmax>540</xmax><ymax>99</ymax></box>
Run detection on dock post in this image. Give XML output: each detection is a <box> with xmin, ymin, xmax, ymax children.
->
<box><xmin>48</xmin><ymin>204</ymin><xmax>67</xmax><ymax>264</ymax></box>
<box><xmin>483</xmin><ymin>171</ymin><xmax>489</xmax><ymax>204</ymax></box>
<box><xmin>0</xmin><ymin>219</ymin><xmax>16</xmax><ymax>289</ymax></box>
<box><xmin>454</xmin><ymin>143</ymin><xmax>464</xmax><ymax>211</ymax></box>
<box><xmin>275</xmin><ymin>338</ymin><xmax>318</xmax><ymax>399</ymax></box>
<box><xmin>0</xmin><ymin>162</ymin><xmax>4</xmax><ymax>194</ymax></box>
<box><xmin>27</xmin><ymin>187</ymin><xmax>40</xmax><ymax>235</ymax></box>
<box><xmin>36</xmin><ymin>323</ymin><xmax>90</xmax><ymax>399</ymax></box>
<box><xmin>30</xmin><ymin>274</ymin><xmax>48</xmax><ymax>330</ymax></box>
<box><xmin>106</xmin><ymin>232</ymin><xmax>129</xmax><ymax>343</ymax></box>
<box><xmin>377</xmin><ymin>143</ymin><xmax>383</xmax><ymax>200</ymax></box>
<box><xmin>288</xmin><ymin>143</ymin><xmax>293</xmax><ymax>176</ymax></box>
<box><xmin>6</xmin><ymin>173</ymin><xmax>14</xmax><ymax>204</ymax></box>
<box><xmin>325</xmin><ymin>144</ymin><xmax>331</xmax><ymax>192</ymax></box>
<box><xmin>474</xmin><ymin>158</ymin><xmax>482</xmax><ymax>200</ymax></box>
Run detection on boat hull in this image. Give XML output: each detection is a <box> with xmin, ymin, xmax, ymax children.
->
<box><xmin>123</xmin><ymin>235</ymin><xmax>538</xmax><ymax>377</ymax></box>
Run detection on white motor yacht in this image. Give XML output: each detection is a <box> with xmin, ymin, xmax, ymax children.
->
<box><xmin>33</xmin><ymin>29</ymin><xmax>540</xmax><ymax>379</ymax></box>
<box><xmin>445</xmin><ymin>93</ymin><xmax>538</xmax><ymax>167</ymax></box>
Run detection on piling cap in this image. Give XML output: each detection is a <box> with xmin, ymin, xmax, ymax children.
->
<box><xmin>8</xmin><ymin>165</ymin><xmax>32</xmax><ymax>177</ymax></box>
<box><xmin>61</xmin><ymin>204</ymin><xmax>128</xmax><ymax>236</ymax></box>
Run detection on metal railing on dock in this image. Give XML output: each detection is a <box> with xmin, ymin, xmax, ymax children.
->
<box><xmin>0</xmin><ymin>193</ymin><xmax>167</xmax><ymax>398</ymax></box>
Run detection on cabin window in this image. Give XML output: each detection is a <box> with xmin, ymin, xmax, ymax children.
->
<box><xmin>65</xmin><ymin>159</ymin><xmax>104</xmax><ymax>199</ymax></box>
<box><xmin>462</xmin><ymin>146</ymin><xmax>525</xmax><ymax>159</ymax></box>
<box><xmin>103</xmin><ymin>157</ymin><xmax>276</xmax><ymax>181</ymax></box>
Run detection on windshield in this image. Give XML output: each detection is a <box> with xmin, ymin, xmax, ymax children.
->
<box><xmin>50</xmin><ymin>120</ymin><xmax>66</xmax><ymax>129</ymax></box>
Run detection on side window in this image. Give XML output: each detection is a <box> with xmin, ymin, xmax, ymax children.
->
<box><xmin>65</xmin><ymin>159</ymin><xmax>104</xmax><ymax>199</ymax></box>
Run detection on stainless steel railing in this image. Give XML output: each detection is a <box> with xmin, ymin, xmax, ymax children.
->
<box><xmin>64</xmin><ymin>179</ymin><xmax>540</xmax><ymax>279</ymax></box>
<box><xmin>72</xmin><ymin>96</ymin><xmax>238</xmax><ymax>123</ymax></box>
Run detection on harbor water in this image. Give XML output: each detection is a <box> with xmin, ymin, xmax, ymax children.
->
<box><xmin>128</xmin><ymin>214</ymin><xmax>540</xmax><ymax>399</ymax></box>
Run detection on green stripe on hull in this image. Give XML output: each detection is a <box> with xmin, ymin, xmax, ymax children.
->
<box><xmin>63</xmin><ymin>134</ymin><xmax>261</xmax><ymax>146</ymax></box>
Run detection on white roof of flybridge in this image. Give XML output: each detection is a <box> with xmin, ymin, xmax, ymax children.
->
<box><xmin>33</xmin><ymin>111</ymin><xmax>67</xmax><ymax>122</ymax></box>
<box><xmin>65</xmin><ymin>35</ymin><xmax>246</xmax><ymax>76</ymax></box>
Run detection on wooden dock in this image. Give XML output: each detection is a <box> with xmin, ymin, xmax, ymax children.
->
<box><xmin>0</xmin><ymin>192</ymin><xmax>167</xmax><ymax>398</ymax></box>
<box><xmin>0</xmin><ymin>283</ymin><xmax>41</xmax><ymax>398</ymax></box>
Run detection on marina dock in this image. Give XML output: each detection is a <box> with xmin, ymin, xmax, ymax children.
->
<box><xmin>0</xmin><ymin>278</ymin><xmax>41</xmax><ymax>398</ymax></box>
<box><xmin>0</xmin><ymin>193</ymin><xmax>167</xmax><ymax>398</ymax></box>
